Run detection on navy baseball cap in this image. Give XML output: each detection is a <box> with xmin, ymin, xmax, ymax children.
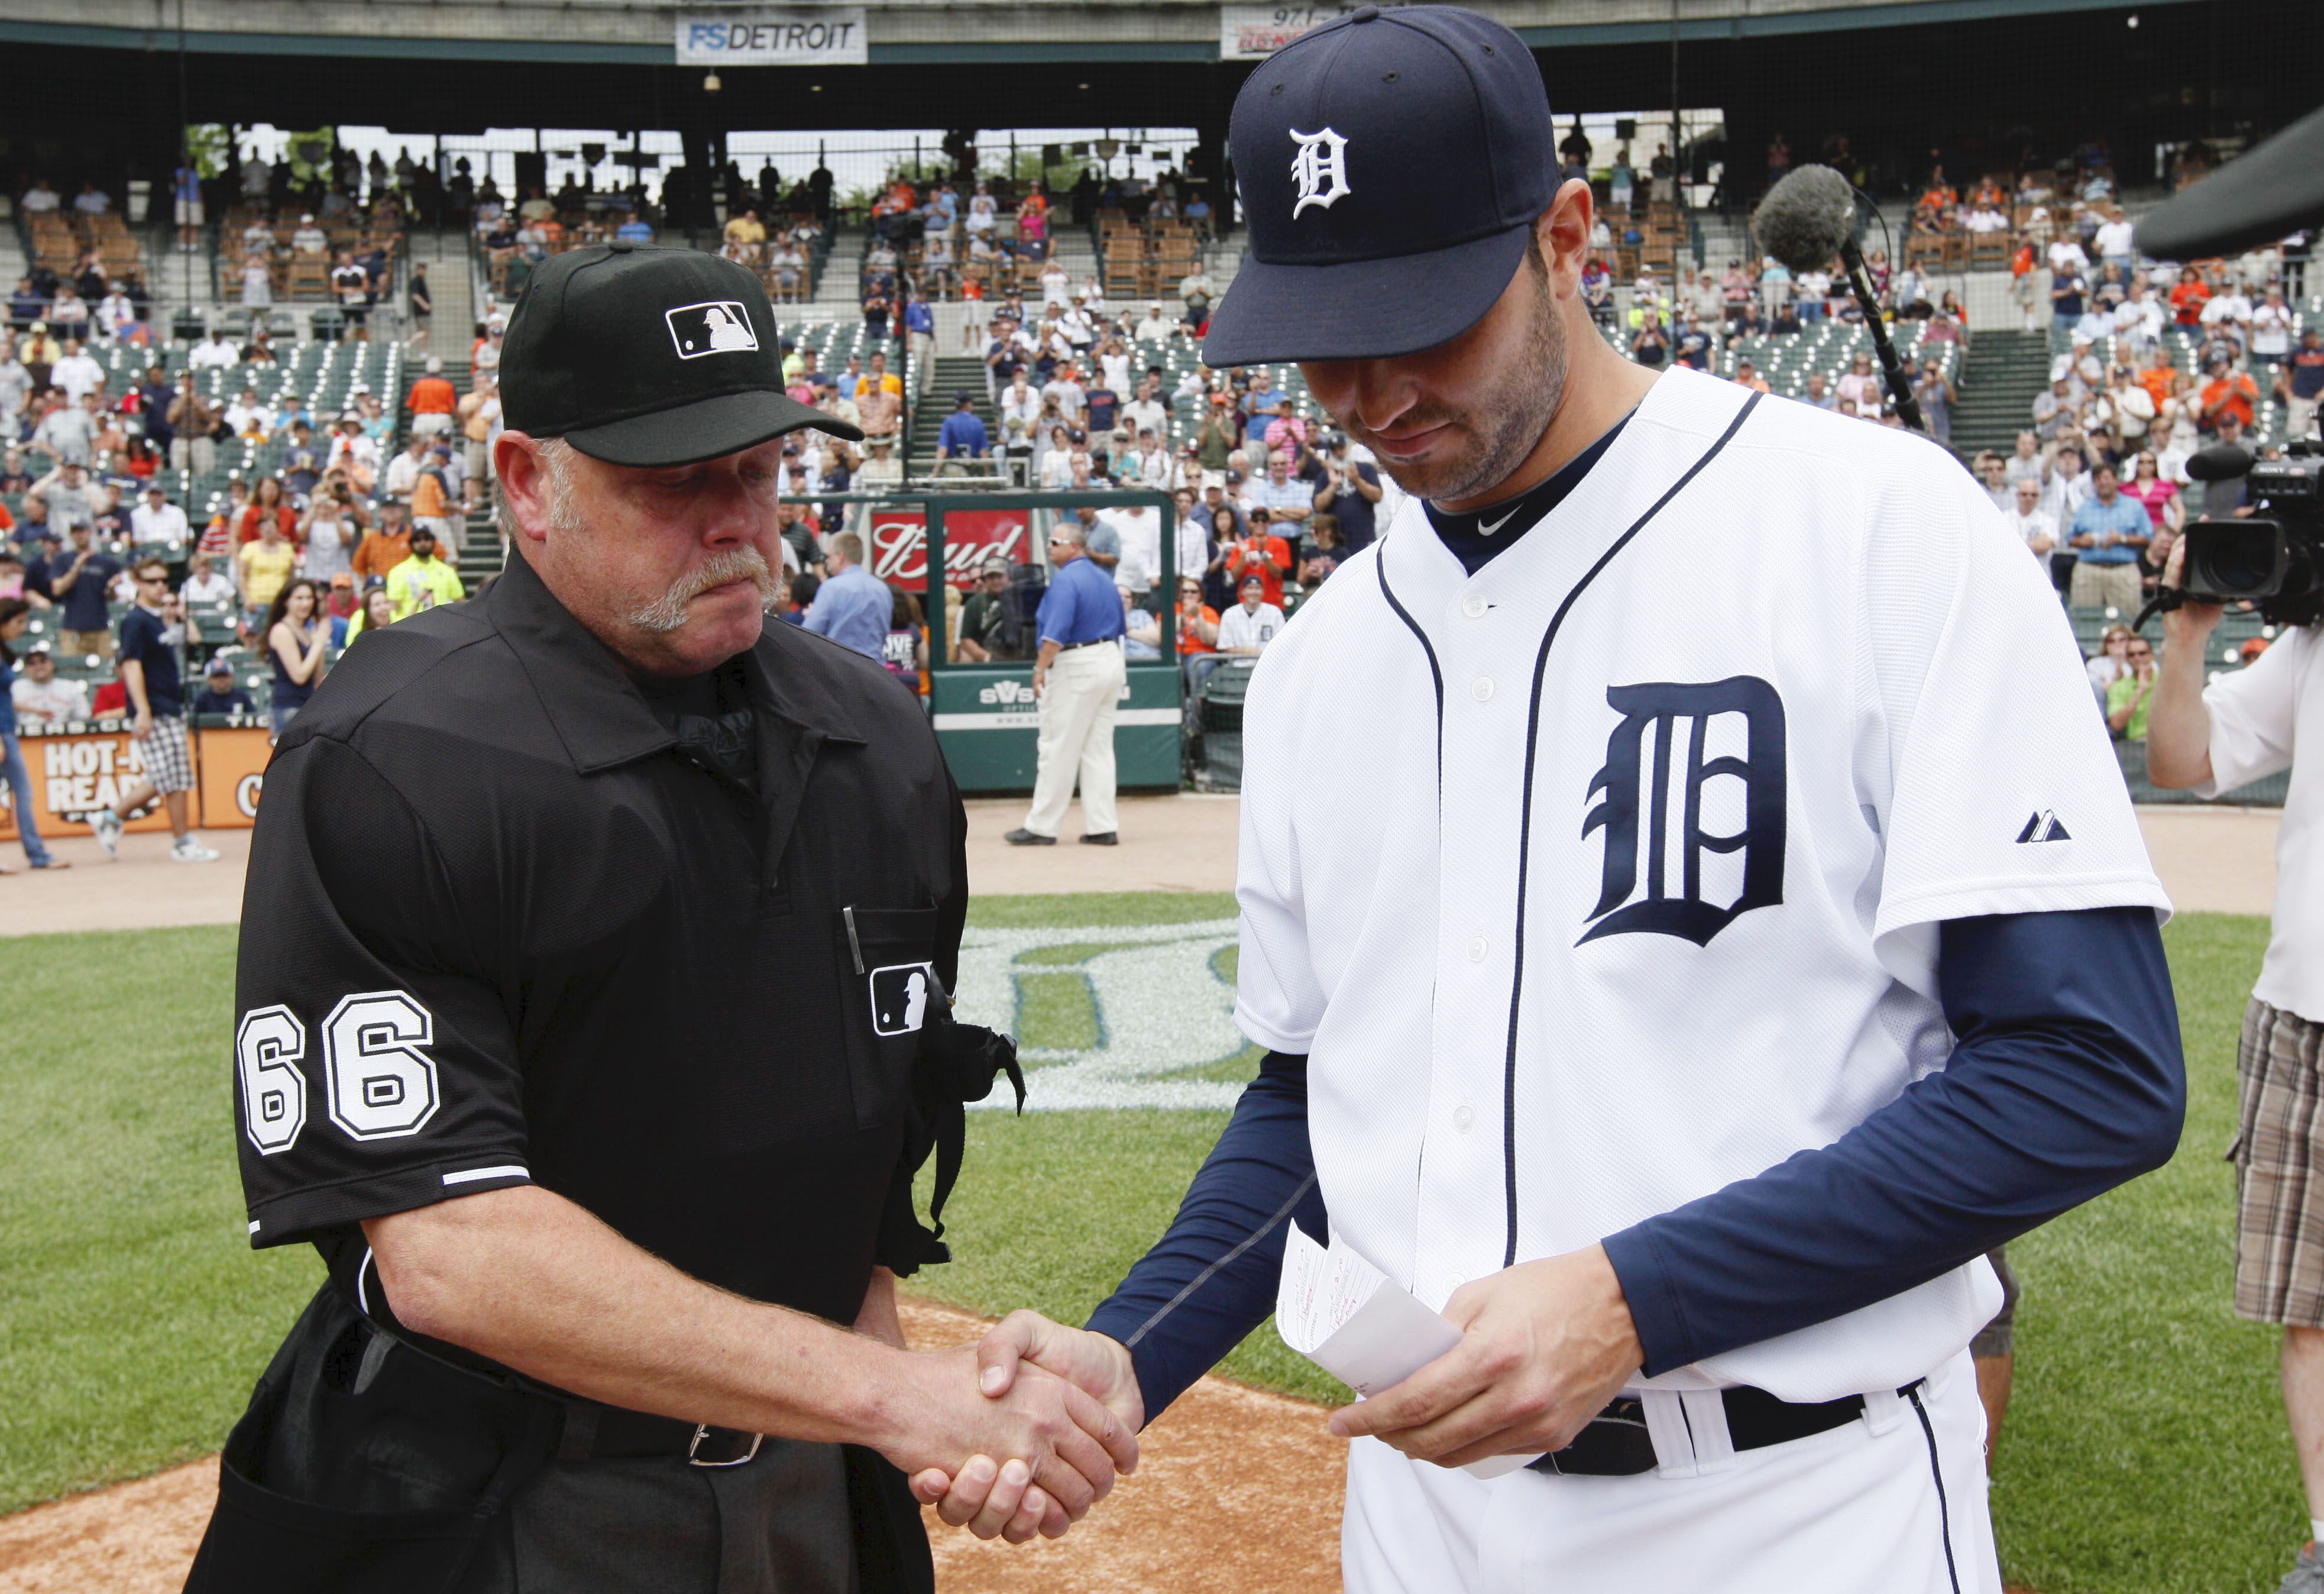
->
<box><xmin>1204</xmin><ymin>5</ymin><xmax>1558</xmax><ymax>367</ymax></box>
<box><xmin>501</xmin><ymin>241</ymin><xmax>860</xmax><ymax>468</ymax></box>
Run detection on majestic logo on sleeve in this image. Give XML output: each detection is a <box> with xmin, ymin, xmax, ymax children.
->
<box><xmin>2016</xmin><ymin>809</ymin><xmax>2071</xmax><ymax>843</ymax></box>
<box><xmin>1580</xmin><ymin>677</ymin><xmax>1788</xmax><ymax>947</ymax></box>
<box><xmin>1288</xmin><ymin>128</ymin><xmax>1352</xmax><ymax>217</ymax></box>
<box><xmin>665</xmin><ymin>300</ymin><xmax>760</xmax><ymax>359</ymax></box>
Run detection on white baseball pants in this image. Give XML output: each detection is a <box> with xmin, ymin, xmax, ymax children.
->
<box><xmin>1022</xmin><ymin>639</ymin><xmax>1125</xmax><ymax>839</ymax></box>
<box><xmin>1342</xmin><ymin>1352</ymin><xmax>1999</xmax><ymax>1594</ymax></box>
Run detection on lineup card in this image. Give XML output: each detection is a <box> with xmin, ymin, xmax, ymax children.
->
<box><xmin>1276</xmin><ymin>1223</ymin><xmax>1540</xmax><ymax>1480</ymax></box>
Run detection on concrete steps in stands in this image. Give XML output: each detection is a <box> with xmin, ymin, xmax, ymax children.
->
<box><xmin>148</xmin><ymin>231</ymin><xmax>211</xmax><ymax>314</ymax></box>
<box><xmin>411</xmin><ymin>229</ymin><xmax>477</xmax><ymax>366</ymax></box>
<box><xmin>1950</xmin><ymin>329</ymin><xmax>2053</xmax><ymax>460</ymax></box>
<box><xmin>909</xmin><ymin>355</ymin><xmax>998</xmax><ymax>464</ymax></box>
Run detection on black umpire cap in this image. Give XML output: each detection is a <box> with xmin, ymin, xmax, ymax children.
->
<box><xmin>1203</xmin><ymin>4</ymin><xmax>1558</xmax><ymax>367</ymax></box>
<box><xmin>500</xmin><ymin>241</ymin><xmax>863</xmax><ymax>467</ymax></box>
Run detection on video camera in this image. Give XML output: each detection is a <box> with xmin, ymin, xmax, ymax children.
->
<box><xmin>2166</xmin><ymin>439</ymin><xmax>2324</xmax><ymax>627</ymax></box>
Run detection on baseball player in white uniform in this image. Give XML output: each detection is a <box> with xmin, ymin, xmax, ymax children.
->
<box><xmin>909</xmin><ymin>8</ymin><xmax>2187</xmax><ymax>1589</ymax></box>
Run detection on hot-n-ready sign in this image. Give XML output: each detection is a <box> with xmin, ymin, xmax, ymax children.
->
<box><xmin>1219</xmin><ymin>4</ymin><xmax>1364</xmax><ymax>59</ymax></box>
<box><xmin>675</xmin><ymin>8</ymin><xmax>868</xmax><ymax>65</ymax></box>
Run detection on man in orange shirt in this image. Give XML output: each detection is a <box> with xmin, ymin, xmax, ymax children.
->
<box><xmin>406</xmin><ymin>354</ymin><xmax>458</xmax><ymax>439</ymax></box>
<box><xmin>1224</xmin><ymin>508</ymin><xmax>1293</xmax><ymax>608</ymax></box>
<box><xmin>2167</xmin><ymin>266</ymin><xmax>2210</xmax><ymax>327</ymax></box>
<box><xmin>350</xmin><ymin>499</ymin><xmax>415</xmax><ymax>583</ymax></box>
<box><xmin>2138</xmin><ymin>347</ymin><xmax>2178</xmax><ymax>413</ymax></box>
<box><xmin>2199</xmin><ymin>353</ymin><xmax>2259</xmax><ymax>435</ymax></box>
<box><xmin>409</xmin><ymin>451</ymin><xmax>457</xmax><ymax>547</ymax></box>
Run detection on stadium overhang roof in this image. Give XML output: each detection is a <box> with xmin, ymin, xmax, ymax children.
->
<box><xmin>0</xmin><ymin>0</ymin><xmax>2210</xmax><ymax>66</ymax></box>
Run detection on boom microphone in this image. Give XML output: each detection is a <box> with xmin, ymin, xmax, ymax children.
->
<box><xmin>2186</xmin><ymin>443</ymin><xmax>2257</xmax><ymax>483</ymax></box>
<box><xmin>1752</xmin><ymin>166</ymin><xmax>1855</xmax><ymax>277</ymax></box>
<box><xmin>1752</xmin><ymin>166</ymin><xmax>1926</xmax><ymax>435</ymax></box>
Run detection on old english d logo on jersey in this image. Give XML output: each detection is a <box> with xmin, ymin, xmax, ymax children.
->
<box><xmin>1288</xmin><ymin>127</ymin><xmax>1351</xmax><ymax>217</ymax></box>
<box><xmin>1580</xmin><ymin>677</ymin><xmax>1787</xmax><ymax>947</ymax></box>
<box><xmin>665</xmin><ymin>300</ymin><xmax>760</xmax><ymax>360</ymax></box>
<box><xmin>869</xmin><ymin>963</ymin><xmax>935</xmax><ymax>1036</ymax></box>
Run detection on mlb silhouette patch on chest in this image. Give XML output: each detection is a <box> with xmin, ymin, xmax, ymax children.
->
<box><xmin>870</xmin><ymin>963</ymin><xmax>936</xmax><ymax>1036</ymax></box>
<box><xmin>666</xmin><ymin>301</ymin><xmax>759</xmax><ymax>358</ymax></box>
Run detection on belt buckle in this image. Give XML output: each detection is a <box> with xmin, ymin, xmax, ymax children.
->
<box><xmin>687</xmin><ymin>1424</ymin><xmax>764</xmax><ymax>1467</ymax></box>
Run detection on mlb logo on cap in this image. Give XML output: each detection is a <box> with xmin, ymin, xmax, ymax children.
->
<box><xmin>498</xmin><ymin>241</ymin><xmax>860</xmax><ymax>467</ymax></box>
<box><xmin>869</xmin><ymin>963</ymin><xmax>936</xmax><ymax>1036</ymax></box>
<box><xmin>666</xmin><ymin>300</ymin><xmax>760</xmax><ymax>360</ymax></box>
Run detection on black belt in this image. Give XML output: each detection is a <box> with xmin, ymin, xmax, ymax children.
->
<box><xmin>1056</xmin><ymin>637</ymin><xmax>1118</xmax><ymax>651</ymax></box>
<box><xmin>1526</xmin><ymin>1385</ymin><xmax>1876</xmax><ymax>1477</ymax></box>
<box><xmin>565</xmin><ymin>1405</ymin><xmax>765</xmax><ymax>1467</ymax></box>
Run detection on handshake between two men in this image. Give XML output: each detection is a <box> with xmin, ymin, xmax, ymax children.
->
<box><xmin>908</xmin><ymin>1243</ymin><xmax>1647</xmax><ymax>1544</ymax></box>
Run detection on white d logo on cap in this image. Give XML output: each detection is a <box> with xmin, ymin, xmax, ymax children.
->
<box><xmin>665</xmin><ymin>300</ymin><xmax>760</xmax><ymax>359</ymax></box>
<box><xmin>1288</xmin><ymin>127</ymin><xmax>1352</xmax><ymax>218</ymax></box>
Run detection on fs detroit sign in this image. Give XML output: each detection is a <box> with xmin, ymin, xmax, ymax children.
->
<box><xmin>675</xmin><ymin>9</ymin><xmax>868</xmax><ymax>65</ymax></box>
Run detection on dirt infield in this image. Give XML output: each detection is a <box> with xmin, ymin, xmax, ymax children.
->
<box><xmin>0</xmin><ymin>794</ymin><xmax>1237</xmax><ymax>940</ymax></box>
<box><xmin>0</xmin><ymin>1298</ymin><xmax>1342</xmax><ymax>1594</ymax></box>
<box><xmin>0</xmin><ymin>797</ymin><xmax>2276</xmax><ymax>940</ymax></box>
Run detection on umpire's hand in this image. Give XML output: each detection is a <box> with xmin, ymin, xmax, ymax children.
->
<box><xmin>1329</xmin><ymin>1243</ymin><xmax>1645</xmax><ymax>1469</ymax></box>
<box><xmin>909</xmin><ymin>1310</ymin><xmax>1145</xmax><ymax>1543</ymax></box>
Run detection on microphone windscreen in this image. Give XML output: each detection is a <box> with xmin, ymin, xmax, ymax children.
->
<box><xmin>1752</xmin><ymin>166</ymin><xmax>1855</xmax><ymax>275</ymax></box>
<box><xmin>2186</xmin><ymin>444</ymin><xmax>2255</xmax><ymax>483</ymax></box>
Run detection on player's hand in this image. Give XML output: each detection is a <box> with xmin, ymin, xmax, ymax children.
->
<box><xmin>909</xmin><ymin>1312</ymin><xmax>1143</xmax><ymax>1538</ymax></box>
<box><xmin>131</xmin><ymin>708</ymin><xmax>153</xmax><ymax>740</ymax></box>
<box><xmin>881</xmin><ymin>1344</ymin><xmax>1135</xmax><ymax>1542</ymax></box>
<box><xmin>2159</xmin><ymin>534</ymin><xmax>2223</xmax><ymax>646</ymax></box>
<box><xmin>1329</xmin><ymin>1244</ymin><xmax>1644</xmax><ymax>1469</ymax></box>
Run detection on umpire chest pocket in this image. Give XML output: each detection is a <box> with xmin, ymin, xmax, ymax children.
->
<box><xmin>836</xmin><ymin>906</ymin><xmax>941</xmax><ymax>1132</ymax></box>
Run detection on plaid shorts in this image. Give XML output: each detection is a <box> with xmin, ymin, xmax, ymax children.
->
<box><xmin>140</xmin><ymin>714</ymin><xmax>195</xmax><ymax>795</ymax></box>
<box><xmin>2234</xmin><ymin>998</ymin><xmax>2324</xmax><ymax>1325</ymax></box>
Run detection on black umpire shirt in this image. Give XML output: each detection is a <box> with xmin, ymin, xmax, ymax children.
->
<box><xmin>233</xmin><ymin>547</ymin><xmax>969</xmax><ymax>1335</ymax></box>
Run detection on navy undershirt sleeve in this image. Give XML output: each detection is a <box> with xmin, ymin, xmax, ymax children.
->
<box><xmin>1601</xmin><ymin>906</ymin><xmax>2185</xmax><ymax>1376</ymax></box>
<box><xmin>1085</xmin><ymin>1049</ymin><xmax>1324</xmax><ymax>1422</ymax></box>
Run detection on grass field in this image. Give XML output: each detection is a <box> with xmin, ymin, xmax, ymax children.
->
<box><xmin>0</xmin><ymin>898</ymin><xmax>2303</xmax><ymax>1590</ymax></box>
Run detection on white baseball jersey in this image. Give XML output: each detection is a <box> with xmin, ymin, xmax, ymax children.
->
<box><xmin>1234</xmin><ymin>367</ymin><xmax>2169</xmax><ymax>1402</ymax></box>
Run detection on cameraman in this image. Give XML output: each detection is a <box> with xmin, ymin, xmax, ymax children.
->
<box><xmin>2148</xmin><ymin>534</ymin><xmax>2324</xmax><ymax>1589</ymax></box>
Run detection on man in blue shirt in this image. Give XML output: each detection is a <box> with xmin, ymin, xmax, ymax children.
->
<box><xmin>903</xmin><ymin>290</ymin><xmax>937</xmax><ymax>370</ymax></box>
<box><xmin>47</xmin><ymin>521</ymin><xmax>121</xmax><ymax>660</ymax></box>
<box><xmin>934</xmin><ymin>392</ymin><xmax>990</xmax><ymax>475</ymax></box>
<box><xmin>614</xmin><ymin>215</ymin><xmax>654</xmax><ymax>244</ymax></box>
<box><xmin>2066</xmin><ymin>461</ymin><xmax>2150</xmax><ymax>614</ymax></box>
<box><xmin>1673</xmin><ymin>316</ymin><xmax>1714</xmax><ymax>372</ymax></box>
<box><xmin>90</xmin><ymin>555</ymin><xmax>219</xmax><ymax>862</ymax></box>
<box><xmin>1005</xmin><ymin>518</ymin><xmax>1127</xmax><ymax>848</ymax></box>
<box><xmin>800</xmin><ymin>531</ymin><xmax>892</xmax><ymax>659</ymax></box>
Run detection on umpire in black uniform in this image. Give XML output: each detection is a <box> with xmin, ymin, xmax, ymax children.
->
<box><xmin>187</xmin><ymin>243</ymin><xmax>1134</xmax><ymax>1593</ymax></box>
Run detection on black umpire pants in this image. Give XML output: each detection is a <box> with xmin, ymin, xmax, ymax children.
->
<box><xmin>186</xmin><ymin>1285</ymin><xmax>931</xmax><ymax>1594</ymax></box>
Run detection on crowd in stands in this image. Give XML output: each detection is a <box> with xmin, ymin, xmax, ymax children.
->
<box><xmin>1964</xmin><ymin>256</ymin><xmax>2315</xmax><ymax>616</ymax></box>
<box><xmin>1</xmin><ymin>243</ymin><xmax>491</xmax><ymax>767</ymax></box>
<box><xmin>847</xmin><ymin>164</ymin><xmax>1213</xmax><ymax>314</ymax></box>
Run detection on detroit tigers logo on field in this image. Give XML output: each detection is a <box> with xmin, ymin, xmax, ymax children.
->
<box><xmin>1287</xmin><ymin>127</ymin><xmax>1352</xmax><ymax>216</ymax></box>
<box><xmin>1580</xmin><ymin>677</ymin><xmax>1787</xmax><ymax>947</ymax></box>
<box><xmin>665</xmin><ymin>300</ymin><xmax>759</xmax><ymax>360</ymax></box>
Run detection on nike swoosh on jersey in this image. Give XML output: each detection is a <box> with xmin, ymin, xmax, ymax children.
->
<box><xmin>1478</xmin><ymin>506</ymin><xmax>1520</xmax><ymax>536</ymax></box>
